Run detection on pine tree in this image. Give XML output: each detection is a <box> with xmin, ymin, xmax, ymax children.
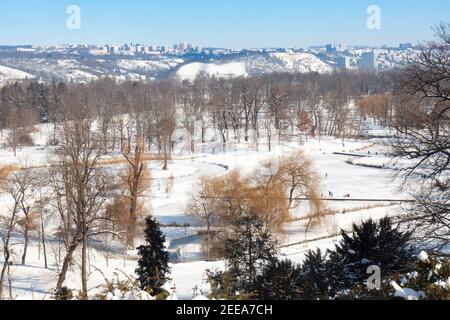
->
<box><xmin>327</xmin><ymin>217</ymin><xmax>413</xmax><ymax>292</ymax></box>
<box><xmin>224</xmin><ymin>214</ymin><xmax>277</xmax><ymax>295</ymax></box>
<box><xmin>257</xmin><ymin>259</ymin><xmax>300</xmax><ymax>300</ymax></box>
<box><xmin>299</xmin><ymin>249</ymin><xmax>330</xmax><ymax>299</ymax></box>
<box><xmin>136</xmin><ymin>216</ymin><xmax>171</xmax><ymax>297</ymax></box>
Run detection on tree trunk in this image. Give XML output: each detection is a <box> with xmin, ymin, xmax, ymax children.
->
<box><xmin>0</xmin><ymin>249</ymin><xmax>10</xmax><ymax>300</ymax></box>
<box><xmin>163</xmin><ymin>144</ymin><xmax>169</xmax><ymax>171</ymax></box>
<box><xmin>55</xmin><ymin>235</ymin><xmax>81</xmax><ymax>292</ymax></box>
<box><xmin>206</xmin><ymin>221</ymin><xmax>211</xmax><ymax>261</ymax></box>
<box><xmin>126</xmin><ymin>197</ymin><xmax>138</xmax><ymax>249</ymax></box>
<box><xmin>81</xmin><ymin>232</ymin><xmax>88</xmax><ymax>300</ymax></box>
<box><xmin>41</xmin><ymin>211</ymin><xmax>48</xmax><ymax>269</ymax></box>
<box><xmin>21</xmin><ymin>223</ymin><xmax>30</xmax><ymax>265</ymax></box>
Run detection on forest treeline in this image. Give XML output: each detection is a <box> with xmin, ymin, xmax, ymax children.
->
<box><xmin>0</xmin><ymin>69</ymin><xmax>407</xmax><ymax>157</ymax></box>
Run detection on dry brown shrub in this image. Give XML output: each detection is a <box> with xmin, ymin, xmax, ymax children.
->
<box><xmin>0</xmin><ymin>166</ymin><xmax>16</xmax><ymax>180</ymax></box>
<box><xmin>106</xmin><ymin>195</ymin><xmax>130</xmax><ymax>231</ymax></box>
<box><xmin>189</xmin><ymin>152</ymin><xmax>326</xmax><ymax>257</ymax></box>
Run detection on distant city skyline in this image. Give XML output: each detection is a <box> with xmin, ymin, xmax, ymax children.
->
<box><xmin>0</xmin><ymin>0</ymin><xmax>448</xmax><ymax>48</ymax></box>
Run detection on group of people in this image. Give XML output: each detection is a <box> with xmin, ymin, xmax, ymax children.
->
<box><xmin>324</xmin><ymin>173</ymin><xmax>351</xmax><ymax>198</ymax></box>
<box><xmin>324</xmin><ymin>191</ymin><xmax>351</xmax><ymax>198</ymax></box>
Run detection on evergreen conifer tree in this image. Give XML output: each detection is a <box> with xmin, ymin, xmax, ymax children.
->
<box><xmin>136</xmin><ymin>216</ymin><xmax>171</xmax><ymax>296</ymax></box>
<box><xmin>327</xmin><ymin>217</ymin><xmax>413</xmax><ymax>292</ymax></box>
<box><xmin>224</xmin><ymin>214</ymin><xmax>277</xmax><ymax>295</ymax></box>
<box><xmin>299</xmin><ymin>249</ymin><xmax>330</xmax><ymax>299</ymax></box>
<box><xmin>257</xmin><ymin>259</ymin><xmax>300</xmax><ymax>300</ymax></box>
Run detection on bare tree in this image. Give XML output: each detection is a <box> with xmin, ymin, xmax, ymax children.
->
<box><xmin>8</xmin><ymin>166</ymin><xmax>39</xmax><ymax>265</ymax></box>
<box><xmin>159</xmin><ymin>117</ymin><xmax>176</xmax><ymax>171</ymax></box>
<box><xmin>276</xmin><ymin>151</ymin><xmax>322</xmax><ymax>212</ymax></box>
<box><xmin>50</xmin><ymin>107</ymin><xmax>112</xmax><ymax>299</ymax></box>
<box><xmin>0</xmin><ymin>170</ymin><xmax>19</xmax><ymax>299</ymax></box>
<box><xmin>122</xmin><ymin>138</ymin><xmax>150</xmax><ymax>249</ymax></box>
<box><xmin>188</xmin><ymin>177</ymin><xmax>223</xmax><ymax>260</ymax></box>
<box><xmin>391</xmin><ymin>22</ymin><xmax>450</xmax><ymax>251</ymax></box>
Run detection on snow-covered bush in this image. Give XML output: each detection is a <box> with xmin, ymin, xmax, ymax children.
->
<box><xmin>337</xmin><ymin>252</ymin><xmax>450</xmax><ymax>300</ymax></box>
<box><xmin>325</xmin><ymin>217</ymin><xmax>414</xmax><ymax>293</ymax></box>
<box><xmin>389</xmin><ymin>252</ymin><xmax>450</xmax><ymax>300</ymax></box>
<box><xmin>92</xmin><ymin>272</ymin><xmax>156</xmax><ymax>301</ymax></box>
<box><xmin>53</xmin><ymin>287</ymin><xmax>74</xmax><ymax>300</ymax></box>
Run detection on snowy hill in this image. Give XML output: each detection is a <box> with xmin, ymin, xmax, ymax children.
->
<box><xmin>176</xmin><ymin>61</ymin><xmax>248</xmax><ymax>80</ymax></box>
<box><xmin>271</xmin><ymin>52</ymin><xmax>332</xmax><ymax>74</ymax></box>
<box><xmin>230</xmin><ymin>51</ymin><xmax>332</xmax><ymax>76</ymax></box>
<box><xmin>0</xmin><ymin>64</ymin><xmax>35</xmax><ymax>85</ymax></box>
<box><xmin>0</xmin><ymin>55</ymin><xmax>184</xmax><ymax>83</ymax></box>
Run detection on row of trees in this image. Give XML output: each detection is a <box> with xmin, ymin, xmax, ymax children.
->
<box><xmin>0</xmin><ymin>69</ymin><xmax>404</xmax><ymax>160</ymax></box>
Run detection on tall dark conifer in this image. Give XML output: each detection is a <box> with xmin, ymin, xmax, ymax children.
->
<box><xmin>225</xmin><ymin>214</ymin><xmax>277</xmax><ymax>294</ymax></box>
<box><xmin>327</xmin><ymin>217</ymin><xmax>413</xmax><ymax>292</ymax></box>
<box><xmin>136</xmin><ymin>216</ymin><xmax>171</xmax><ymax>296</ymax></box>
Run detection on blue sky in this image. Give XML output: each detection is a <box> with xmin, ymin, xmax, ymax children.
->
<box><xmin>0</xmin><ymin>0</ymin><xmax>448</xmax><ymax>48</ymax></box>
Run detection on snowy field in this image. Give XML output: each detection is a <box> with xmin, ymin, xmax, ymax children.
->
<box><xmin>0</xmin><ymin>123</ymin><xmax>411</xmax><ymax>300</ymax></box>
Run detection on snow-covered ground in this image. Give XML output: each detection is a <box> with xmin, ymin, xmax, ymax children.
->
<box><xmin>0</xmin><ymin>122</ymin><xmax>412</xmax><ymax>300</ymax></box>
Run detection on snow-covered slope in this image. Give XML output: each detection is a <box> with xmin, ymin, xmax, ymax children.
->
<box><xmin>271</xmin><ymin>52</ymin><xmax>332</xmax><ymax>74</ymax></box>
<box><xmin>0</xmin><ymin>56</ymin><xmax>186</xmax><ymax>83</ymax></box>
<box><xmin>235</xmin><ymin>51</ymin><xmax>332</xmax><ymax>76</ymax></box>
<box><xmin>0</xmin><ymin>64</ymin><xmax>35</xmax><ymax>84</ymax></box>
<box><xmin>176</xmin><ymin>61</ymin><xmax>247</xmax><ymax>80</ymax></box>
<box><xmin>117</xmin><ymin>58</ymin><xmax>184</xmax><ymax>72</ymax></box>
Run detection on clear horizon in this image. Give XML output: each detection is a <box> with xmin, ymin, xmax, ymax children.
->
<box><xmin>0</xmin><ymin>0</ymin><xmax>449</xmax><ymax>48</ymax></box>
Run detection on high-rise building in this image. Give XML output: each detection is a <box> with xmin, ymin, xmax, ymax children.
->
<box><xmin>336</xmin><ymin>56</ymin><xmax>351</xmax><ymax>69</ymax></box>
<box><xmin>110</xmin><ymin>45</ymin><xmax>121</xmax><ymax>55</ymax></box>
<box><xmin>360</xmin><ymin>50</ymin><xmax>379</xmax><ymax>71</ymax></box>
<box><xmin>326</xmin><ymin>43</ymin><xmax>337</xmax><ymax>54</ymax></box>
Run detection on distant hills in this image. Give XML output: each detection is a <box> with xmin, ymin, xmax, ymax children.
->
<box><xmin>0</xmin><ymin>46</ymin><xmax>420</xmax><ymax>84</ymax></box>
